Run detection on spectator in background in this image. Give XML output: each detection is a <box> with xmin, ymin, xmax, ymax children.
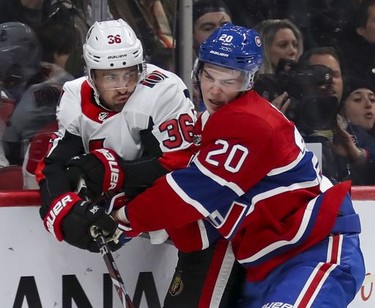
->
<box><xmin>0</xmin><ymin>21</ymin><xmax>43</xmax><ymax>173</ymax></box>
<box><xmin>253</xmin><ymin>18</ymin><xmax>303</xmax><ymax>113</ymax></box>
<box><xmin>254</xmin><ymin>19</ymin><xmax>303</xmax><ymax>74</ymax></box>
<box><xmin>0</xmin><ymin>22</ymin><xmax>43</xmax><ymax>102</ymax></box>
<box><xmin>193</xmin><ymin>0</ymin><xmax>232</xmax><ymax>57</ymax></box>
<box><xmin>299</xmin><ymin>47</ymin><xmax>343</xmax><ymax>103</ymax></box>
<box><xmin>296</xmin><ymin>46</ymin><xmax>355</xmax><ymax>183</ymax></box>
<box><xmin>0</xmin><ymin>0</ymin><xmax>44</xmax><ymax>30</ymax></box>
<box><xmin>36</xmin><ymin>2</ymin><xmax>84</xmax><ymax>75</ymax></box>
<box><xmin>336</xmin><ymin>0</ymin><xmax>375</xmax><ymax>88</ymax></box>
<box><xmin>335</xmin><ymin>78</ymin><xmax>375</xmax><ymax>185</ymax></box>
<box><xmin>1</xmin><ymin>19</ymin><xmax>75</xmax><ymax>188</ymax></box>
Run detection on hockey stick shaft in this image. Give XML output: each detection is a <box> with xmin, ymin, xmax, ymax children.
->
<box><xmin>94</xmin><ymin>231</ymin><xmax>135</xmax><ymax>308</ymax></box>
<box><xmin>76</xmin><ymin>179</ymin><xmax>134</xmax><ymax>307</ymax></box>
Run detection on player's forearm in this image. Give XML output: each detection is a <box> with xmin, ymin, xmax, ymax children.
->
<box><xmin>114</xmin><ymin>176</ymin><xmax>204</xmax><ymax>233</ymax></box>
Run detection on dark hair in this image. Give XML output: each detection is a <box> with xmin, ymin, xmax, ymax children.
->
<box><xmin>36</xmin><ymin>4</ymin><xmax>80</xmax><ymax>63</ymax></box>
<box><xmin>341</xmin><ymin>77</ymin><xmax>375</xmax><ymax>104</ymax></box>
<box><xmin>193</xmin><ymin>0</ymin><xmax>232</xmax><ymax>23</ymax></box>
<box><xmin>299</xmin><ymin>46</ymin><xmax>341</xmax><ymax>67</ymax></box>
<box><xmin>353</xmin><ymin>0</ymin><xmax>375</xmax><ymax>28</ymax></box>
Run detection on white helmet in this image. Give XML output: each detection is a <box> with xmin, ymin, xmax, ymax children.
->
<box><xmin>83</xmin><ymin>19</ymin><xmax>144</xmax><ymax>71</ymax></box>
<box><xmin>83</xmin><ymin>19</ymin><xmax>145</xmax><ymax>109</ymax></box>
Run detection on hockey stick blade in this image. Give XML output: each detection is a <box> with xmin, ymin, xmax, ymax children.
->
<box><xmin>96</xmin><ymin>232</ymin><xmax>135</xmax><ymax>308</ymax></box>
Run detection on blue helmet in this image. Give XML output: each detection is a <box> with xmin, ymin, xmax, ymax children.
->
<box><xmin>197</xmin><ymin>23</ymin><xmax>263</xmax><ymax>90</ymax></box>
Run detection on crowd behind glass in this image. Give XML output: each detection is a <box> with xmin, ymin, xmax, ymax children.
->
<box><xmin>1</xmin><ymin>0</ymin><xmax>375</xmax><ymax>188</ymax></box>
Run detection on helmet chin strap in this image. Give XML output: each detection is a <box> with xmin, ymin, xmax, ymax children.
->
<box><xmin>85</xmin><ymin>71</ymin><xmax>112</xmax><ymax>111</ymax></box>
<box><xmin>93</xmin><ymin>89</ymin><xmax>113</xmax><ymax>111</ymax></box>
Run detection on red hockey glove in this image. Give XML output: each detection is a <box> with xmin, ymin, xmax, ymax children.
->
<box><xmin>43</xmin><ymin>192</ymin><xmax>119</xmax><ymax>252</ymax></box>
<box><xmin>67</xmin><ymin>148</ymin><xmax>125</xmax><ymax>200</ymax></box>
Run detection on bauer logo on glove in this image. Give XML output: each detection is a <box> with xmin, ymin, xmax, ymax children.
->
<box><xmin>67</xmin><ymin>148</ymin><xmax>125</xmax><ymax>200</ymax></box>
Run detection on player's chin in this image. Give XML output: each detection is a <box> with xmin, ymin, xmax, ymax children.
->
<box><xmin>112</xmin><ymin>101</ymin><xmax>127</xmax><ymax>112</ymax></box>
<box><xmin>206</xmin><ymin>101</ymin><xmax>226</xmax><ymax>114</ymax></box>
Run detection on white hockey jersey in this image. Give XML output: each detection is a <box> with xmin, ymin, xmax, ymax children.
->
<box><xmin>56</xmin><ymin>64</ymin><xmax>195</xmax><ymax>157</ymax></box>
<box><xmin>38</xmin><ymin>64</ymin><xmax>196</xmax><ymax>225</ymax></box>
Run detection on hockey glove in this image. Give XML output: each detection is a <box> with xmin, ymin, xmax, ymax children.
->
<box><xmin>67</xmin><ymin>148</ymin><xmax>125</xmax><ymax>200</ymax></box>
<box><xmin>43</xmin><ymin>192</ymin><xmax>121</xmax><ymax>252</ymax></box>
<box><xmin>96</xmin><ymin>191</ymin><xmax>141</xmax><ymax>239</ymax></box>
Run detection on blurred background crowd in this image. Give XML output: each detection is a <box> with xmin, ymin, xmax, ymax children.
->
<box><xmin>1</xmin><ymin>0</ymin><xmax>375</xmax><ymax>189</ymax></box>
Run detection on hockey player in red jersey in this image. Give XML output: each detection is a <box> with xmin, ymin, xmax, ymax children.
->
<box><xmin>102</xmin><ymin>23</ymin><xmax>365</xmax><ymax>307</ymax></box>
<box><xmin>38</xmin><ymin>19</ymin><xmax>244</xmax><ymax>307</ymax></box>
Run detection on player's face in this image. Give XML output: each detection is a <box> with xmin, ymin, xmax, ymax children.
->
<box><xmin>343</xmin><ymin>88</ymin><xmax>375</xmax><ymax>130</ymax></box>
<box><xmin>199</xmin><ymin>63</ymin><xmax>244</xmax><ymax>114</ymax></box>
<box><xmin>93</xmin><ymin>66</ymin><xmax>139</xmax><ymax>112</ymax></box>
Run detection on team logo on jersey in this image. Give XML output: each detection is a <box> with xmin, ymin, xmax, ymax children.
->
<box><xmin>168</xmin><ymin>271</ymin><xmax>184</xmax><ymax>296</ymax></box>
<box><xmin>140</xmin><ymin>70</ymin><xmax>168</xmax><ymax>88</ymax></box>
<box><xmin>193</xmin><ymin>134</ymin><xmax>202</xmax><ymax>146</ymax></box>
<box><xmin>98</xmin><ymin>112</ymin><xmax>109</xmax><ymax>122</ymax></box>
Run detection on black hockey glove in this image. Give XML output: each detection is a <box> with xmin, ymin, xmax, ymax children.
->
<box><xmin>43</xmin><ymin>192</ymin><xmax>122</xmax><ymax>252</ymax></box>
<box><xmin>67</xmin><ymin>148</ymin><xmax>125</xmax><ymax>201</ymax></box>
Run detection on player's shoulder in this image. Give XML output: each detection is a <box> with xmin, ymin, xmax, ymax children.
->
<box><xmin>62</xmin><ymin>76</ymin><xmax>87</xmax><ymax>91</ymax></box>
<box><xmin>140</xmin><ymin>63</ymin><xmax>187</xmax><ymax>92</ymax></box>
<box><xmin>125</xmin><ymin>64</ymin><xmax>193</xmax><ymax>115</ymax></box>
<box><xmin>206</xmin><ymin>91</ymin><xmax>289</xmax><ymax>140</ymax></box>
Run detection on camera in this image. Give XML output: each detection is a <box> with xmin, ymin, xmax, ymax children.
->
<box><xmin>254</xmin><ymin>59</ymin><xmax>338</xmax><ymax>130</ymax></box>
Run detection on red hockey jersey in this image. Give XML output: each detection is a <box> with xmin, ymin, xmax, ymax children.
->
<box><xmin>122</xmin><ymin>89</ymin><xmax>352</xmax><ymax>281</ymax></box>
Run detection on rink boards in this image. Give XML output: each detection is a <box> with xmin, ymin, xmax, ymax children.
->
<box><xmin>0</xmin><ymin>190</ymin><xmax>374</xmax><ymax>307</ymax></box>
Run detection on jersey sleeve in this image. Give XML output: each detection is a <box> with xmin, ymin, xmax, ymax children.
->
<box><xmin>37</xmin><ymin>131</ymin><xmax>85</xmax><ymax>213</ymax></box>
<box><xmin>124</xmin><ymin>68</ymin><xmax>196</xmax><ymax>155</ymax></box>
<box><xmin>56</xmin><ymin>79</ymin><xmax>83</xmax><ymax>137</ymax></box>
<box><xmin>37</xmin><ymin>79</ymin><xmax>86</xmax><ymax>213</ymax></box>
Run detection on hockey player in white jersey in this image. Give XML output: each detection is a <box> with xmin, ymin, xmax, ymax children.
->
<box><xmin>37</xmin><ymin>18</ymin><xmax>195</xmax><ymax>226</ymax></box>
<box><xmin>38</xmin><ymin>19</ymin><xmax>244</xmax><ymax>307</ymax></box>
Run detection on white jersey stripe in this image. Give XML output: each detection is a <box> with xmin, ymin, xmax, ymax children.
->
<box><xmin>294</xmin><ymin>235</ymin><xmax>342</xmax><ymax>307</ymax></box>
<box><xmin>209</xmin><ymin>242</ymin><xmax>236</xmax><ymax>308</ymax></box>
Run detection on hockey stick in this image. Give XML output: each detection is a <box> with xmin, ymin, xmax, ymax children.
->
<box><xmin>75</xmin><ymin>178</ymin><xmax>134</xmax><ymax>308</ymax></box>
<box><xmin>92</xmin><ymin>227</ymin><xmax>135</xmax><ymax>308</ymax></box>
